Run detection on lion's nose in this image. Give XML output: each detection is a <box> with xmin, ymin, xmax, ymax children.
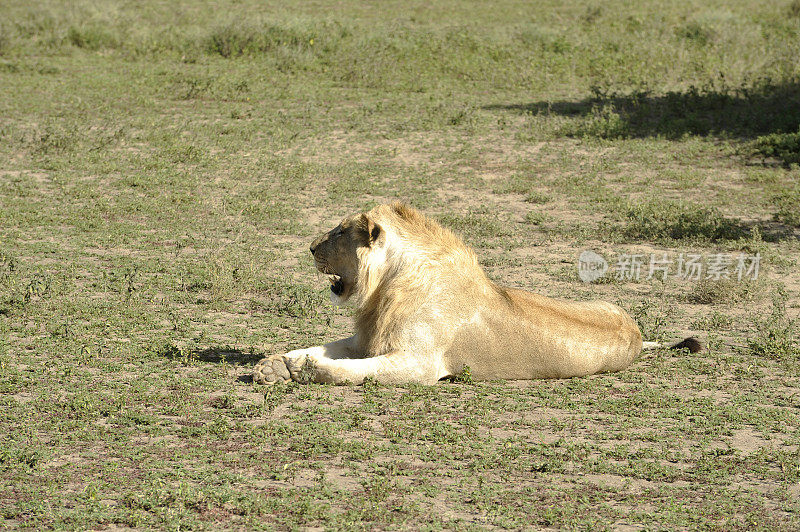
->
<box><xmin>310</xmin><ymin>235</ymin><xmax>324</xmax><ymax>255</ymax></box>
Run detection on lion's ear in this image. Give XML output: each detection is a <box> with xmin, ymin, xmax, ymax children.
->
<box><xmin>360</xmin><ymin>214</ymin><xmax>384</xmax><ymax>247</ymax></box>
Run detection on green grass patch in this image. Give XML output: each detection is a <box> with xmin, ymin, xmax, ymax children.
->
<box><xmin>684</xmin><ymin>278</ymin><xmax>764</xmax><ymax>305</ymax></box>
<box><xmin>561</xmin><ymin>103</ymin><xmax>629</xmax><ymax>139</ymax></box>
<box><xmin>617</xmin><ymin>199</ymin><xmax>745</xmax><ymax>242</ymax></box>
<box><xmin>752</xmin><ymin>127</ymin><xmax>800</xmax><ymax>166</ymax></box>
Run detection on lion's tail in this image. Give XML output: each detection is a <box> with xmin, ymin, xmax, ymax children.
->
<box><xmin>642</xmin><ymin>337</ymin><xmax>703</xmax><ymax>353</ymax></box>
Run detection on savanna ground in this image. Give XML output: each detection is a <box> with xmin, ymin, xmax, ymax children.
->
<box><xmin>1</xmin><ymin>0</ymin><xmax>800</xmax><ymax>529</ymax></box>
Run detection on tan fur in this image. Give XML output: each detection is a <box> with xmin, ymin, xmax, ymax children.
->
<box><xmin>252</xmin><ymin>202</ymin><xmax>665</xmax><ymax>386</ymax></box>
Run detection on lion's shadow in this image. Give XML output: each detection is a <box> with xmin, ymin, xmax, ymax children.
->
<box><xmin>164</xmin><ymin>347</ymin><xmax>264</xmax><ymax>383</ymax></box>
<box><xmin>192</xmin><ymin>347</ymin><xmax>262</xmax><ymax>365</ymax></box>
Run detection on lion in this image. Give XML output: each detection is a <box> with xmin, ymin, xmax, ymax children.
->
<box><xmin>252</xmin><ymin>202</ymin><xmax>700</xmax><ymax>385</ymax></box>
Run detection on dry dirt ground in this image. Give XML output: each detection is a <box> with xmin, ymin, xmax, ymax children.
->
<box><xmin>2</xmin><ymin>1</ymin><xmax>800</xmax><ymax>528</ymax></box>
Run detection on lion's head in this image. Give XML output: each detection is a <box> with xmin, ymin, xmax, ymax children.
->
<box><xmin>309</xmin><ymin>202</ymin><xmax>496</xmax><ymax>355</ymax></box>
<box><xmin>309</xmin><ymin>211</ymin><xmax>385</xmax><ymax>305</ymax></box>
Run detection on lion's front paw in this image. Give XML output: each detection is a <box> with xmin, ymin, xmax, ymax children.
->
<box><xmin>284</xmin><ymin>354</ymin><xmax>315</xmax><ymax>384</ymax></box>
<box><xmin>251</xmin><ymin>355</ymin><xmax>292</xmax><ymax>385</ymax></box>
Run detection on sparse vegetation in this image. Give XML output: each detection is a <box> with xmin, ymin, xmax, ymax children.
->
<box><xmin>685</xmin><ymin>278</ymin><xmax>763</xmax><ymax>305</ymax></box>
<box><xmin>774</xmin><ymin>186</ymin><xmax>800</xmax><ymax>227</ymax></box>
<box><xmin>1</xmin><ymin>0</ymin><xmax>799</xmax><ymax>529</ymax></box>
<box><xmin>691</xmin><ymin>310</ymin><xmax>734</xmax><ymax>330</ymax></box>
<box><xmin>746</xmin><ymin>295</ymin><xmax>800</xmax><ymax>362</ymax></box>
<box><xmin>618</xmin><ymin>200</ymin><xmax>745</xmax><ymax>242</ymax></box>
<box><xmin>628</xmin><ymin>299</ymin><xmax>672</xmax><ymax>344</ymax></box>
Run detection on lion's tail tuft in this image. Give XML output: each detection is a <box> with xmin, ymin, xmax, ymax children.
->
<box><xmin>670</xmin><ymin>336</ymin><xmax>703</xmax><ymax>353</ymax></box>
<box><xmin>642</xmin><ymin>337</ymin><xmax>703</xmax><ymax>353</ymax></box>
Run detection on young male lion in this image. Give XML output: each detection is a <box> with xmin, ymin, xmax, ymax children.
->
<box><xmin>252</xmin><ymin>202</ymin><xmax>699</xmax><ymax>385</ymax></box>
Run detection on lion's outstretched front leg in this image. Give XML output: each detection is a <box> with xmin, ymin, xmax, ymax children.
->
<box><xmin>303</xmin><ymin>351</ymin><xmax>444</xmax><ymax>385</ymax></box>
<box><xmin>253</xmin><ymin>348</ymin><xmax>447</xmax><ymax>384</ymax></box>
<box><xmin>252</xmin><ymin>347</ymin><xmax>445</xmax><ymax>386</ymax></box>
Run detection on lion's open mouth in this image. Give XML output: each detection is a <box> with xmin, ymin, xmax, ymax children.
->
<box><xmin>328</xmin><ymin>274</ymin><xmax>345</xmax><ymax>296</ymax></box>
<box><xmin>317</xmin><ymin>262</ymin><xmax>346</xmax><ymax>297</ymax></box>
